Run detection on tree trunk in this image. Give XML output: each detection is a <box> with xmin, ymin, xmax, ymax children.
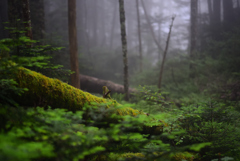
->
<box><xmin>222</xmin><ymin>0</ymin><xmax>235</xmax><ymax>31</ymax></box>
<box><xmin>11</xmin><ymin>67</ymin><xmax>163</xmax><ymax>136</ymax></box>
<box><xmin>207</xmin><ymin>0</ymin><xmax>213</xmax><ymax>23</ymax></box>
<box><xmin>135</xmin><ymin>0</ymin><xmax>143</xmax><ymax>72</ymax></box>
<box><xmin>110</xmin><ymin>1</ymin><xmax>118</xmax><ymax>50</ymax></box>
<box><xmin>118</xmin><ymin>0</ymin><xmax>129</xmax><ymax>101</ymax></box>
<box><xmin>212</xmin><ymin>0</ymin><xmax>221</xmax><ymax>40</ymax></box>
<box><xmin>22</xmin><ymin>0</ymin><xmax>33</xmax><ymax>41</ymax></box>
<box><xmin>29</xmin><ymin>0</ymin><xmax>45</xmax><ymax>41</ymax></box>
<box><xmin>93</xmin><ymin>0</ymin><xmax>98</xmax><ymax>47</ymax></box>
<box><xmin>189</xmin><ymin>0</ymin><xmax>198</xmax><ymax>79</ymax></box>
<box><xmin>80</xmin><ymin>74</ymin><xmax>136</xmax><ymax>95</ymax></box>
<box><xmin>141</xmin><ymin>0</ymin><xmax>163</xmax><ymax>55</ymax></box>
<box><xmin>68</xmin><ymin>0</ymin><xmax>80</xmax><ymax>89</ymax></box>
<box><xmin>0</xmin><ymin>0</ymin><xmax>8</xmax><ymax>39</ymax></box>
<box><xmin>100</xmin><ymin>0</ymin><xmax>106</xmax><ymax>47</ymax></box>
<box><xmin>158</xmin><ymin>16</ymin><xmax>175</xmax><ymax>89</ymax></box>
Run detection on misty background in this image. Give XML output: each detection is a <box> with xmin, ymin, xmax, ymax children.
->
<box><xmin>1</xmin><ymin>0</ymin><xmax>240</xmax><ymax>91</ymax></box>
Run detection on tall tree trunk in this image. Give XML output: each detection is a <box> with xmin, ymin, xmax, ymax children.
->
<box><xmin>136</xmin><ymin>0</ymin><xmax>143</xmax><ymax>72</ymax></box>
<box><xmin>189</xmin><ymin>0</ymin><xmax>198</xmax><ymax>79</ymax></box>
<box><xmin>68</xmin><ymin>0</ymin><xmax>80</xmax><ymax>89</ymax></box>
<box><xmin>22</xmin><ymin>0</ymin><xmax>33</xmax><ymax>41</ymax></box>
<box><xmin>0</xmin><ymin>0</ymin><xmax>8</xmax><ymax>39</ymax></box>
<box><xmin>118</xmin><ymin>0</ymin><xmax>129</xmax><ymax>101</ymax></box>
<box><xmin>212</xmin><ymin>0</ymin><xmax>221</xmax><ymax>40</ymax></box>
<box><xmin>110</xmin><ymin>1</ymin><xmax>117</xmax><ymax>50</ymax></box>
<box><xmin>141</xmin><ymin>0</ymin><xmax>163</xmax><ymax>56</ymax></box>
<box><xmin>83</xmin><ymin>0</ymin><xmax>90</xmax><ymax>58</ymax></box>
<box><xmin>158</xmin><ymin>16</ymin><xmax>175</xmax><ymax>89</ymax></box>
<box><xmin>29</xmin><ymin>0</ymin><xmax>45</xmax><ymax>41</ymax></box>
<box><xmin>207</xmin><ymin>0</ymin><xmax>213</xmax><ymax>23</ymax></box>
<box><xmin>93</xmin><ymin>0</ymin><xmax>98</xmax><ymax>47</ymax></box>
<box><xmin>100</xmin><ymin>0</ymin><xmax>106</xmax><ymax>47</ymax></box>
<box><xmin>222</xmin><ymin>0</ymin><xmax>234</xmax><ymax>31</ymax></box>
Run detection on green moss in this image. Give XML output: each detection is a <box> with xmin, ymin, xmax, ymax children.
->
<box><xmin>13</xmin><ymin>67</ymin><xmax>145</xmax><ymax>117</ymax></box>
<box><xmin>171</xmin><ymin>152</ymin><xmax>195</xmax><ymax>161</ymax></box>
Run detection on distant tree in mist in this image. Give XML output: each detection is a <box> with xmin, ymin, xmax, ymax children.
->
<box><xmin>189</xmin><ymin>0</ymin><xmax>198</xmax><ymax>78</ymax></box>
<box><xmin>118</xmin><ymin>0</ymin><xmax>129</xmax><ymax>101</ymax></box>
<box><xmin>136</xmin><ymin>0</ymin><xmax>143</xmax><ymax>72</ymax></box>
<box><xmin>141</xmin><ymin>0</ymin><xmax>163</xmax><ymax>58</ymax></box>
<box><xmin>68</xmin><ymin>0</ymin><xmax>80</xmax><ymax>89</ymax></box>
<box><xmin>158</xmin><ymin>16</ymin><xmax>175</xmax><ymax>89</ymax></box>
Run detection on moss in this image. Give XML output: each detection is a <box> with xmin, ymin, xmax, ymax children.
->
<box><xmin>13</xmin><ymin>67</ymin><xmax>146</xmax><ymax>117</ymax></box>
<box><xmin>171</xmin><ymin>152</ymin><xmax>195</xmax><ymax>161</ymax></box>
<box><xmin>14</xmin><ymin>67</ymin><xmax>110</xmax><ymax>111</ymax></box>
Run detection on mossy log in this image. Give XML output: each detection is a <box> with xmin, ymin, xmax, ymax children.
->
<box><xmin>11</xmin><ymin>67</ymin><xmax>164</xmax><ymax>135</ymax></box>
<box><xmin>14</xmin><ymin>67</ymin><xmax>139</xmax><ymax>116</ymax></box>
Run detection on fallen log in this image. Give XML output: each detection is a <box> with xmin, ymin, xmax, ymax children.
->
<box><xmin>11</xmin><ymin>67</ymin><xmax>163</xmax><ymax>135</ymax></box>
<box><xmin>80</xmin><ymin>74</ymin><xmax>136</xmax><ymax>95</ymax></box>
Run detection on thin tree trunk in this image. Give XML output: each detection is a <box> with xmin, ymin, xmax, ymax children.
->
<box><xmin>22</xmin><ymin>0</ymin><xmax>33</xmax><ymax>42</ymax></box>
<box><xmin>207</xmin><ymin>0</ymin><xmax>212</xmax><ymax>23</ymax></box>
<box><xmin>110</xmin><ymin>1</ymin><xmax>117</xmax><ymax>50</ymax></box>
<box><xmin>136</xmin><ymin>0</ymin><xmax>143</xmax><ymax>72</ymax></box>
<box><xmin>189</xmin><ymin>0</ymin><xmax>198</xmax><ymax>78</ymax></box>
<box><xmin>68</xmin><ymin>0</ymin><xmax>80</xmax><ymax>89</ymax></box>
<box><xmin>83</xmin><ymin>0</ymin><xmax>92</xmax><ymax>62</ymax></box>
<box><xmin>158</xmin><ymin>16</ymin><xmax>175</xmax><ymax>89</ymax></box>
<box><xmin>141</xmin><ymin>0</ymin><xmax>163</xmax><ymax>54</ymax></box>
<box><xmin>118</xmin><ymin>0</ymin><xmax>129</xmax><ymax>101</ymax></box>
<box><xmin>93</xmin><ymin>0</ymin><xmax>98</xmax><ymax>47</ymax></box>
<box><xmin>212</xmin><ymin>0</ymin><xmax>221</xmax><ymax>40</ymax></box>
<box><xmin>100</xmin><ymin>0</ymin><xmax>106</xmax><ymax>47</ymax></box>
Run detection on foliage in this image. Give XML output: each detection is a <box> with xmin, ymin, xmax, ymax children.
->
<box><xmin>0</xmin><ymin>102</ymin><xmax>208</xmax><ymax>161</ymax></box>
<box><xmin>171</xmin><ymin>101</ymin><xmax>240</xmax><ymax>160</ymax></box>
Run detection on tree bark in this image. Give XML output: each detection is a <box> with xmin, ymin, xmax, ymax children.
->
<box><xmin>29</xmin><ymin>0</ymin><xmax>45</xmax><ymax>41</ymax></box>
<box><xmin>68</xmin><ymin>0</ymin><xmax>80</xmax><ymax>89</ymax></box>
<box><xmin>80</xmin><ymin>74</ymin><xmax>136</xmax><ymax>95</ymax></box>
<box><xmin>222</xmin><ymin>0</ymin><xmax>235</xmax><ymax>31</ymax></box>
<box><xmin>136</xmin><ymin>0</ymin><xmax>143</xmax><ymax>72</ymax></box>
<box><xmin>158</xmin><ymin>16</ymin><xmax>175</xmax><ymax>89</ymax></box>
<box><xmin>0</xmin><ymin>0</ymin><xmax>8</xmax><ymax>39</ymax></box>
<box><xmin>207</xmin><ymin>0</ymin><xmax>212</xmax><ymax>23</ymax></box>
<box><xmin>22</xmin><ymin>0</ymin><xmax>33</xmax><ymax>41</ymax></box>
<box><xmin>212</xmin><ymin>0</ymin><xmax>221</xmax><ymax>40</ymax></box>
<box><xmin>141</xmin><ymin>0</ymin><xmax>163</xmax><ymax>54</ymax></box>
<box><xmin>110</xmin><ymin>1</ymin><xmax>118</xmax><ymax>50</ymax></box>
<box><xmin>189</xmin><ymin>0</ymin><xmax>198</xmax><ymax>79</ymax></box>
<box><xmin>118</xmin><ymin>0</ymin><xmax>129</xmax><ymax>101</ymax></box>
<box><xmin>92</xmin><ymin>0</ymin><xmax>98</xmax><ymax>47</ymax></box>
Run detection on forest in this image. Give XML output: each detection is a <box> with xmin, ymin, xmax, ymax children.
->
<box><xmin>0</xmin><ymin>0</ymin><xmax>240</xmax><ymax>160</ymax></box>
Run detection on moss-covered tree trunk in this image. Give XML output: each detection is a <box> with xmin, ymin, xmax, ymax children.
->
<box><xmin>118</xmin><ymin>0</ymin><xmax>129</xmax><ymax>101</ymax></box>
<box><xmin>11</xmin><ymin>67</ymin><xmax>163</xmax><ymax>136</ymax></box>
